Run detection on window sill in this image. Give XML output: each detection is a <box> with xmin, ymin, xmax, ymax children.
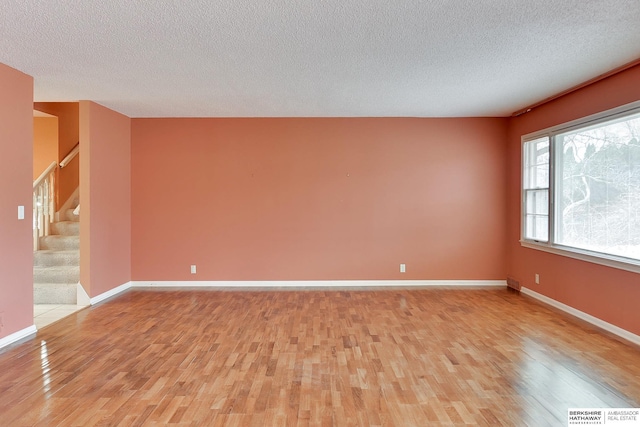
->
<box><xmin>519</xmin><ymin>240</ymin><xmax>640</xmax><ymax>275</ymax></box>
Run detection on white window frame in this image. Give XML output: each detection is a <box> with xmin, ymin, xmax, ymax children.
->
<box><xmin>521</xmin><ymin>100</ymin><xmax>640</xmax><ymax>274</ymax></box>
<box><xmin>522</xmin><ymin>136</ymin><xmax>551</xmax><ymax>243</ymax></box>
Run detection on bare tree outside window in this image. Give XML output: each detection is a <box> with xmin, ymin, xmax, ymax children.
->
<box><xmin>557</xmin><ymin>114</ymin><xmax>640</xmax><ymax>260</ymax></box>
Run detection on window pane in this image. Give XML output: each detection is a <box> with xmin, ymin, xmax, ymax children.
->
<box><xmin>525</xmin><ymin>216</ymin><xmax>534</xmax><ymax>239</ymax></box>
<box><xmin>525</xmin><ymin>190</ymin><xmax>548</xmax><ymax>215</ymax></box>
<box><xmin>556</xmin><ymin>113</ymin><xmax>640</xmax><ymax>260</ymax></box>
<box><xmin>525</xmin><ymin>214</ymin><xmax>548</xmax><ymax>241</ymax></box>
<box><xmin>536</xmin><ymin>164</ymin><xmax>549</xmax><ymax>188</ymax></box>
<box><xmin>524</xmin><ymin>137</ymin><xmax>550</xmax><ymax>189</ymax></box>
<box><xmin>523</xmin><ymin>137</ymin><xmax>550</xmax><ymax>242</ymax></box>
<box><xmin>535</xmin><ymin>216</ymin><xmax>549</xmax><ymax>241</ymax></box>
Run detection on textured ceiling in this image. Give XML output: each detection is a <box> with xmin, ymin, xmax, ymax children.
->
<box><xmin>1</xmin><ymin>0</ymin><xmax>639</xmax><ymax>118</ymax></box>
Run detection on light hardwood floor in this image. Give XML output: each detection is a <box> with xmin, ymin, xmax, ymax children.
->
<box><xmin>1</xmin><ymin>287</ymin><xmax>639</xmax><ymax>426</ymax></box>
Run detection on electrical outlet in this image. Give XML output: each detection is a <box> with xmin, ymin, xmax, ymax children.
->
<box><xmin>190</xmin><ymin>265</ymin><xmax>197</xmax><ymax>274</ymax></box>
<box><xmin>535</xmin><ymin>273</ymin><xmax>540</xmax><ymax>284</ymax></box>
<box><xmin>400</xmin><ymin>264</ymin><xmax>406</xmax><ymax>273</ymax></box>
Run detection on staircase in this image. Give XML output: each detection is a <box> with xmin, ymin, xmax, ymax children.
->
<box><xmin>33</xmin><ymin>205</ymin><xmax>80</xmax><ymax>304</ymax></box>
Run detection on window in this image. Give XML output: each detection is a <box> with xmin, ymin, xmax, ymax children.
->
<box><xmin>522</xmin><ymin>102</ymin><xmax>640</xmax><ymax>271</ymax></box>
<box><xmin>523</xmin><ymin>136</ymin><xmax>550</xmax><ymax>242</ymax></box>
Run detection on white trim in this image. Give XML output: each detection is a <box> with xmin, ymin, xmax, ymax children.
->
<box><xmin>131</xmin><ymin>280</ymin><xmax>506</xmax><ymax>288</ymax></box>
<box><xmin>90</xmin><ymin>281</ymin><xmax>132</xmax><ymax>305</ymax></box>
<box><xmin>77</xmin><ymin>282</ymin><xmax>90</xmax><ymax>306</ymax></box>
<box><xmin>0</xmin><ymin>325</ymin><xmax>37</xmax><ymax>350</ymax></box>
<box><xmin>521</xmin><ymin>287</ymin><xmax>640</xmax><ymax>346</ymax></box>
<box><xmin>520</xmin><ymin>241</ymin><xmax>640</xmax><ymax>275</ymax></box>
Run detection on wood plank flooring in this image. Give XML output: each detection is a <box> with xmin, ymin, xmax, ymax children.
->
<box><xmin>0</xmin><ymin>287</ymin><xmax>639</xmax><ymax>426</ymax></box>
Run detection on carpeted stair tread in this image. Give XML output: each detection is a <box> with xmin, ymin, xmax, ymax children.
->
<box><xmin>34</xmin><ymin>283</ymin><xmax>76</xmax><ymax>304</ymax></box>
<box><xmin>34</xmin><ymin>204</ymin><xmax>80</xmax><ymax>304</ymax></box>
<box><xmin>33</xmin><ymin>265</ymin><xmax>79</xmax><ymax>284</ymax></box>
<box><xmin>50</xmin><ymin>221</ymin><xmax>80</xmax><ymax>236</ymax></box>
<box><xmin>34</xmin><ymin>250</ymin><xmax>79</xmax><ymax>267</ymax></box>
<box><xmin>39</xmin><ymin>235</ymin><xmax>79</xmax><ymax>250</ymax></box>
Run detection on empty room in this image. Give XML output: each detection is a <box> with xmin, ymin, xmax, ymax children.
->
<box><xmin>1</xmin><ymin>1</ymin><xmax>640</xmax><ymax>426</ymax></box>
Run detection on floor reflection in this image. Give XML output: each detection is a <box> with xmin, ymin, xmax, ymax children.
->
<box><xmin>40</xmin><ymin>340</ymin><xmax>52</xmax><ymax>397</ymax></box>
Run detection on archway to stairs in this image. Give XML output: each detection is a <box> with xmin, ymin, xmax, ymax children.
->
<box><xmin>32</xmin><ymin>104</ymin><xmax>86</xmax><ymax>328</ymax></box>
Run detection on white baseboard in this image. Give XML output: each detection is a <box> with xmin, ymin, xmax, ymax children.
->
<box><xmin>77</xmin><ymin>282</ymin><xmax>90</xmax><ymax>306</ymax></box>
<box><xmin>131</xmin><ymin>280</ymin><xmax>506</xmax><ymax>288</ymax></box>
<box><xmin>521</xmin><ymin>287</ymin><xmax>640</xmax><ymax>346</ymax></box>
<box><xmin>90</xmin><ymin>281</ymin><xmax>132</xmax><ymax>305</ymax></box>
<box><xmin>0</xmin><ymin>325</ymin><xmax>37</xmax><ymax>351</ymax></box>
<box><xmin>94</xmin><ymin>280</ymin><xmax>499</xmax><ymax>305</ymax></box>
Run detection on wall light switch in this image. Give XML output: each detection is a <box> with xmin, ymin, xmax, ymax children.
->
<box><xmin>400</xmin><ymin>264</ymin><xmax>406</xmax><ymax>273</ymax></box>
<box><xmin>18</xmin><ymin>205</ymin><xmax>24</xmax><ymax>220</ymax></box>
<box><xmin>190</xmin><ymin>265</ymin><xmax>197</xmax><ymax>274</ymax></box>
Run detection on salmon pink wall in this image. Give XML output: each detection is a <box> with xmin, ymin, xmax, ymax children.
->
<box><xmin>131</xmin><ymin>118</ymin><xmax>507</xmax><ymax>281</ymax></box>
<box><xmin>506</xmin><ymin>64</ymin><xmax>640</xmax><ymax>335</ymax></box>
<box><xmin>33</xmin><ymin>116</ymin><xmax>58</xmax><ymax>180</ymax></box>
<box><xmin>33</xmin><ymin>102</ymin><xmax>79</xmax><ymax>209</ymax></box>
<box><xmin>79</xmin><ymin>101</ymin><xmax>131</xmax><ymax>298</ymax></box>
<box><xmin>0</xmin><ymin>63</ymin><xmax>33</xmax><ymax>339</ymax></box>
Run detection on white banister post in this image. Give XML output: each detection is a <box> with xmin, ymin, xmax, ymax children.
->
<box><xmin>33</xmin><ymin>161</ymin><xmax>58</xmax><ymax>251</ymax></box>
<box><xmin>33</xmin><ymin>189</ymin><xmax>39</xmax><ymax>251</ymax></box>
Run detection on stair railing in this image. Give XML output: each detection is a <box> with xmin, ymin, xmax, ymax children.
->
<box><xmin>59</xmin><ymin>142</ymin><xmax>79</xmax><ymax>168</ymax></box>
<box><xmin>33</xmin><ymin>161</ymin><xmax>57</xmax><ymax>251</ymax></box>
